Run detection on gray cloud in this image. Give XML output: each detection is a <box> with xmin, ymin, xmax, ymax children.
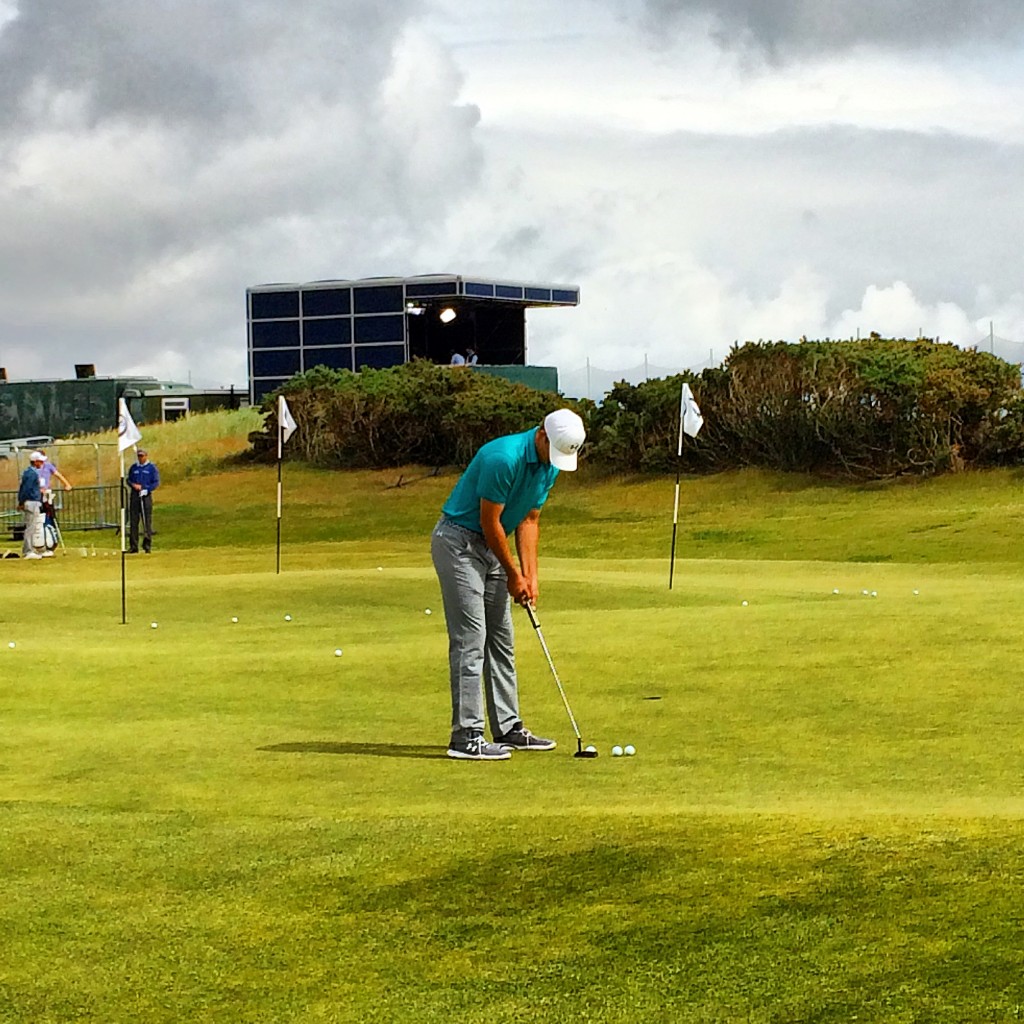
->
<box><xmin>0</xmin><ymin>1</ymin><xmax>482</xmax><ymax>384</ymax></box>
<box><xmin>0</xmin><ymin>0</ymin><xmax>415</xmax><ymax>132</ymax></box>
<box><xmin>637</xmin><ymin>0</ymin><xmax>1024</xmax><ymax>59</ymax></box>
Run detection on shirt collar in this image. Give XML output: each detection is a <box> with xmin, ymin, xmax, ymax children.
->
<box><xmin>525</xmin><ymin>427</ymin><xmax>540</xmax><ymax>465</ymax></box>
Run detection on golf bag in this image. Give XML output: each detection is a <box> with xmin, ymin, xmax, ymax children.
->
<box><xmin>40</xmin><ymin>494</ymin><xmax>61</xmax><ymax>552</ymax></box>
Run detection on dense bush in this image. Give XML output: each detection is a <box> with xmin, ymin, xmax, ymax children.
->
<box><xmin>251</xmin><ymin>340</ymin><xmax>1024</xmax><ymax>478</ymax></box>
<box><xmin>252</xmin><ymin>360</ymin><xmax>581</xmax><ymax>468</ymax></box>
<box><xmin>589</xmin><ymin>338</ymin><xmax>1022</xmax><ymax>478</ymax></box>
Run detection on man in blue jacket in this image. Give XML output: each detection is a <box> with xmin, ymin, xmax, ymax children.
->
<box><xmin>431</xmin><ymin>409</ymin><xmax>586</xmax><ymax>761</ymax></box>
<box><xmin>16</xmin><ymin>450</ymin><xmax>47</xmax><ymax>559</ymax></box>
<box><xmin>127</xmin><ymin>448</ymin><xmax>160</xmax><ymax>553</ymax></box>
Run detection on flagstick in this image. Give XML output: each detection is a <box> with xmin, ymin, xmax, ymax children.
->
<box><xmin>120</xmin><ymin>448</ymin><xmax>127</xmax><ymax>623</ymax></box>
<box><xmin>276</xmin><ymin>418</ymin><xmax>283</xmax><ymax>575</ymax></box>
<box><xmin>669</xmin><ymin>382</ymin><xmax>686</xmax><ymax>590</ymax></box>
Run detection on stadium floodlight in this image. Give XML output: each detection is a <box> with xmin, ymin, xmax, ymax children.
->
<box><xmin>439</xmin><ymin>307</ymin><xmax>457</xmax><ymax>324</ymax></box>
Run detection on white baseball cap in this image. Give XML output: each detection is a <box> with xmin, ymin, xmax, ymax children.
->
<box><xmin>543</xmin><ymin>409</ymin><xmax>586</xmax><ymax>471</ymax></box>
<box><xmin>29</xmin><ymin>451</ymin><xmax>46</xmax><ymax>462</ymax></box>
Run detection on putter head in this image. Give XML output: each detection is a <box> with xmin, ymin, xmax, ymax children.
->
<box><xmin>574</xmin><ymin>741</ymin><xmax>599</xmax><ymax>759</ymax></box>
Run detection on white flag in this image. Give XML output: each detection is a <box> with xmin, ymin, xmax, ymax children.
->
<box><xmin>680</xmin><ymin>382</ymin><xmax>703</xmax><ymax>439</ymax></box>
<box><xmin>117</xmin><ymin>398</ymin><xmax>142</xmax><ymax>453</ymax></box>
<box><xmin>278</xmin><ymin>396</ymin><xmax>297</xmax><ymax>445</ymax></box>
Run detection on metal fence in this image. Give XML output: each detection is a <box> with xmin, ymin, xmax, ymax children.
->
<box><xmin>2</xmin><ymin>484</ymin><xmax>120</xmax><ymax>538</ymax></box>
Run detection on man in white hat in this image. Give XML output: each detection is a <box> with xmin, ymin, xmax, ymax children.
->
<box><xmin>430</xmin><ymin>408</ymin><xmax>587</xmax><ymax>760</ymax></box>
<box><xmin>16</xmin><ymin>451</ymin><xmax>48</xmax><ymax>559</ymax></box>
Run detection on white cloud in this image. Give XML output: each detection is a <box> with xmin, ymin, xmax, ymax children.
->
<box><xmin>0</xmin><ymin>0</ymin><xmax>1021</xmax><ymax>401</ymax></box>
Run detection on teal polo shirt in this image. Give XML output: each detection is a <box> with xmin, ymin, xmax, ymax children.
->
<box><xmin>442</xmin><ymin>428</ymin><xmax>560</xmax><ymax>536</ymax></box>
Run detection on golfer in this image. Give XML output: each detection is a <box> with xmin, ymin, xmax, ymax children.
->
<box><xmin>431</xmin><ymin>408</ymin><xmax>586</xmax><ymax>761</ymax></box>
<box><xmin>127</xmin><ymin>448</ymin><xmax>160</xmax><ymax>553</ymax></box>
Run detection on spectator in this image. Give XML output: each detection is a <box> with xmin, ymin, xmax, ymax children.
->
<box><xmin>36</xmin><ymin>449</ymin><xmax>73</xmax><ymax>495</ymax></box>
<box><xmin>466</xmin><ymin>346</ymin><xmax>479</xmax><ymax>365</ymax></box>
<box><xmin>450</xmin><ymin>350</ymin><xmax>466</xmax><ymax>366</ymax></box>
<box><xmin>127</xmin><ymin>448</ymin><xmax>160</xmax><ymax>554</ymax></box>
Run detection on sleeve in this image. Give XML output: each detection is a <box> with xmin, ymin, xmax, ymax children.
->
<box><xmin>475</xmin><ymin>451</ymin><xmax>517</xmax><ymax>507</ymax></box>
<box><xmin>150</xmin><ymin>464</ymin><xmax>160</xmax><ymax>490</ymax></box>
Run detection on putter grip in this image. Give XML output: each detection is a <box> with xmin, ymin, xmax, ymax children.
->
<box><xmin>525</xmin><ymin>603</ymin><xmax>540</xmax><ymax>629</ymax></box>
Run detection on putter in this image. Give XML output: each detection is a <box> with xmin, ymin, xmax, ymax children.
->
<box><xmin>524</xmin><ymin>603</ymin><xmax>598</xmax><ymax>758</ymax></box>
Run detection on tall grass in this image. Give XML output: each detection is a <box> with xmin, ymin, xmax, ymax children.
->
<box><xmin>0</xmin><ymin>407</ymin><xmax>263</xmax><ymax>493</ymax></box>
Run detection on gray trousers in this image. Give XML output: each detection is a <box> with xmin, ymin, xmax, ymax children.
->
<box><xmin>431</xmin><ymin>517</ymin><xmax>520</xmax><ymax>744</ymax></box>
<box><xmin>21</xmin><ymin>500</ymin><xmax>43</xmax><ymax>557</ymax></box>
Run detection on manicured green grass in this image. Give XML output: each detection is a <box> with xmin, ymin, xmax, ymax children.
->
<box><xmin>3</xmin><ymin>452</ymin><xmax>1024</xmax><ymax>1021</ymax></box>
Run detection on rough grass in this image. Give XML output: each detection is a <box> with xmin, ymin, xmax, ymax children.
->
<box><xmin>4</xmin><ymin>422</ymin><xmax>1024</xmax><ymax>1021</ymax></box>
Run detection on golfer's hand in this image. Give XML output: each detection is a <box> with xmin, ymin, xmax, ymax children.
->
<box><xmin>507</xmin><ymin>571</ymin><xmax>531</xmax><ymax>606</ymax></box>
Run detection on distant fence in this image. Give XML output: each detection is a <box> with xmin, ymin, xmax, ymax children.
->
<box><xmin>1</xmin><ymin>485</ymin><xmax>120</xmax><ymax>538</ymax></box>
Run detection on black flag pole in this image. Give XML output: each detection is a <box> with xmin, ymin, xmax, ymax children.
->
<box><xmin>669</xmin><ymin>381</ymin><xmax>704</xmax><ymax>589</ymax></box>
<box><xmin>275</xmin><ymin>395</ymin><xmax>297</xmax><ymax>574</ymax></box>
<box><xmin>116</xmin><ymin>397</ymin><xmax>142</xmax><ymax>623</ymax></box>
<box><xmin>276</xmin><ymin>449</ymin><xmax>283</xmax><ymax>575</ymax></box>
<box><xmin>120</xmin><ymin>465</ymin><xmax>127</xmax><ymax>624</ymax></box>
<box><xmin>668</xmin><ymin>383</ymin><xmax>685</xmax><ymax>590</ymax></box>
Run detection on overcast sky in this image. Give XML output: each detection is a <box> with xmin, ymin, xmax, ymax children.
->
<box><xmin>1</xmin><ymin>0</ymin><xmax>1022</xmax><ymax>398</ymax></box>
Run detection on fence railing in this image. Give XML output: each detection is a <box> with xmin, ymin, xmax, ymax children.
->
<box><xmin>1</xmin><ymin>485</ymin><xmax>121</xmax><ymax>537</ymax></box>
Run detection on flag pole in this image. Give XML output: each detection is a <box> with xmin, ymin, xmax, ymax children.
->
<box><xmin>116</xmin><ymin>397</ymin><xmax>142</xmax><ymax>624</ymax></box>
<box><xmin>669</xmin><ymin>381</ymin><xmax>685</xmax><ymax>590</ymax></box>
<box><xmin>276</xmin><ymin>412</ymin><xmax>283</xmax><ymax>575</ymax></box>
<box><xmin>120</xmin><ymin>446</ymin><xmax>127</xmax><ymax>623</ymax></box>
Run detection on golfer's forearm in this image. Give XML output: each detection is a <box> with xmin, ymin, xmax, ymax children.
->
<box><xmin>482</xmin><ymin>519</ymin><xmax>519</xmax><ymax>580</ymax></box>
<box><xmin>479</xmin><ymin>501</ymin><xmax>520</xmax><ymax>580</ymax></box>
<box><xmin>515</xmin><ymin>518</ymin><xmax>540</xmax><ymax>579</ymax></box>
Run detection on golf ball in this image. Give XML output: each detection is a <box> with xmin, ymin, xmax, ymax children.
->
<box><xmin>861</xmin><ymin>590</ymin><xmax>868</xmax><ymax>596</ymax></box>
<box><xmin>741</xmin><ymin>600</ymin><xmax>748</xmax><ymax>607</ymax></box>
<box><xmin>284</xmin><ymin>615</ymin><xmax>292</xmax><ymax>621</ymax></box>
<box><xmin>611</xmin><ymin>745</ymin><xmax>623</xmax><ymax>757</ymax></box>
<box><xmin>334</xmin><ymin>649</ymin><xmax>343</xmax><ymax>657</ymax></box>
<box><xmin>913</xmin><ymin>589</ymin><xmax>920</xmax><ymax>596</ymax></box>
<box><xmin>624</xmin><ymin>744</ymin><xmax>636</xmax><ymax>756</ymax></box>
<box><xmin>425</xmin><ymin>608</ymin><xmax>432</xmax><ymax>615</ymax></box>
<box><xmin>585</xmin><ymin>745</ymin><xmax>597</xmax><ymax>753</ymax></box>
<box><xmin>832</xmin><ymin>588</ymin><xmax>839</xmax><ymax>595</ymax></box>
<box><xmin>7</xmin><ymin>641</ymin><xmax>14</xmax><ymax>649</ymax></box>
<box><xmin>231</xmin><ymin>616</ymin><xmax>238</xmax><ymax>623</ymax></box>
<box><xmin>871</xmin><ymin>591</ymin><xmax>878</xmax><ymax>598</ymax></box>
<box><xmin>377</xmin><ymin>567</ymin><xmax>383</xmax><ymax>572</ymax></box>
<box><xmin>150</xmin><ymin>622</ymin><xmax>158</xmax><ymax>629</ymax></box>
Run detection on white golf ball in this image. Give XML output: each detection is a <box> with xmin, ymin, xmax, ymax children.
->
<box><xmin>425</xmin><ymin>608</ymin><xmax>432</xmax><ymax>615</ymax></box>
<box><xmin>284</xmin><ymin>615</ymin><xmax>292</xmax><ymax>621</ymax></box>
<box><xmin>377</xmin><ymin>567</ymin><xmax>383</xmax><ymax>572</ymax></box>
<box><xmin>150</xmin><ymin>622</ymin><xmax>158</xmax><ymax>629</ymax></box>
<box><xmin>913</xmin><ymin>589</ymin><xmax>919</xmax><ymax>596</ymax></box>
<box><xmin>7</xmin><ymin>641</ymin><xmax>14</xmax><ymax>649</ymax></box>
<box><xmin>584</xmin><ymin>745</ymin><xmax>597</xmax><ymax>753</ymax></box>
<box><xmin>231</xmin><ymin>616</ymin><xmax>238</xmax><ymax>623</ymax></box>
<box><xmin>334</xmin><ymin>649</ymin><xmax>343</xmax><ymax>657</ymax></box>
<box><xmin>832</xmin><ymin>588</ymin><xmax>839</xmax><ymax>595</ymax></box>
<box><xmin>611</xmin><ymin>745</ymin><xmax>623</xmax><ymax>757</ymax></box>
<box><xmin>624</xmin><ymin>744</ymin><xmax>636</xmax><ymax>756</ymax></box>
<box><xmin>871</xmin><ymin>591</ymin><xmax>877</xmax><ymax>598</ymax></box>
<box><xmin>741</xmin><ymin>600</ymin><xmax>748</xmax><ymax>607</ymax></box>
